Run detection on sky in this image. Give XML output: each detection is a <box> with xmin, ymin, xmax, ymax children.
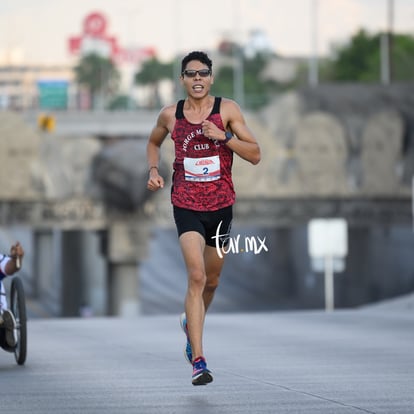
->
<box><xmin>0</xmin><ymin>0</ymin><xmax>413</xmax><ymax>65</ymax></box>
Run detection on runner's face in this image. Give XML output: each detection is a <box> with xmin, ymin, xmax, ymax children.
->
<box><xmin>181</xmin><ymin>60</ymin><xmax>213</xmax><ymax>98</ymax></box>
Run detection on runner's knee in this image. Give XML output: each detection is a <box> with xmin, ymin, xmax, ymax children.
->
<box><xmin>205</xmin><ymin>274</ymin><xmax>220</xmax><ymax>292</ymax></box>
<box><xmin>188</xmin><ymin>269</ymin><xmax>206</xmax><ymax>290</ymax></box>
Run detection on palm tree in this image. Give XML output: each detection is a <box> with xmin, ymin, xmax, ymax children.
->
<box><xmin>134</xmin><ymin>58</ymin><xmax>174</xmax><ymax>108</ymax></box>
<box><xmin>74</xmin><ymin>53</ymin><xmax>120</xmax><ymax>109</ymax></box>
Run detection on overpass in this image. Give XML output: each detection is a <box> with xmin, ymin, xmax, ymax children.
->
<box><xmin>21</xmin><ymin>109</ymin><xmax>159</xmax><ymax>137</ymax></box>
<box><xmin>1</xmin><ymin>195</ymin><xmax>412</xmax><ymax>230</ymax></box>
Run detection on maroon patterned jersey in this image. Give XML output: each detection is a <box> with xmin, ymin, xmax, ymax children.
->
<box><xmin>171</xmin><ymin>97</ymin><xmax>235</xmax><ymax>211</ymax></box>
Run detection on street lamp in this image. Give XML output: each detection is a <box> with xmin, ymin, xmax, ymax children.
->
<box><xmin>308</xmin><ymin>0</ymin><xmax>319</xmax><ymax>87</ymax></box>
<box><xmin>233</xmin><ymin>0</ymin><xmax>245</xmax><ymax>108</ymax></box>
<box><xmin>381</xmin><ymin>0</ymin><xmax>394</xmax><ymax>85</ymax></box>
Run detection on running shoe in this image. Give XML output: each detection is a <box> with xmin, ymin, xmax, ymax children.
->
<box><xmin>2</xmin><ymin>309</ymin><xmax>17</xmax><ymax>348</ymax></box>
<box><xmin>179</xmin><ymin>312</ymin><xmax>192</xmax><ymax>364</ymax></box>
<box><xmin>192</xmin><ymin>356</ymin><xmax>213</xmax><ymax>386</ymax></box>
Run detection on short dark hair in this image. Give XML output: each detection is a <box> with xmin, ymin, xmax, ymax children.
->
<box><xmin>181</xmin><ymin>51</ymin><xmax>212</xmax><ymax>74</ymax></box>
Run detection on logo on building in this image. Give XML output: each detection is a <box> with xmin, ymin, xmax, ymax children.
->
<box><xmin>68</xmin><ymin>12</ymin><xmax>156</xmax><ymax>65</ymax></box>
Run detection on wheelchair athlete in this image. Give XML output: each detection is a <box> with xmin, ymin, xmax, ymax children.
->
<box><xmin>0</xmin><ymin>242</ymin><xmax>24</xmax><ymax>349</ymax></box>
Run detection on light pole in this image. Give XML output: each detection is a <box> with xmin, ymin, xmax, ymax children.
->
<box><xmin>233</xmin><ymin>0</ymin><xmax>245</xmax><ymax>108</ymax></box>
<box><xmin>309</xmin><ymin>0</ymin><xmax>319</xmax><ymax>87</ymax></box>
<box><xmin>174</xmin><ymin>0</ymin><xmax>183</xmax><ymax>101</ymax></box>
<box><xmin>381</xmin><ymin>0</ymin><xmax>394</xmax><ymax>85</ymax></box>
<box><xmin>123</xmin><ymin>8</ymin><xmax>141</xmax><ymax>110</ymax></box>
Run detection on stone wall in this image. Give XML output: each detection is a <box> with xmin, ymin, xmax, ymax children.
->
<box><xmin>238</xmin><ymin>84</ymin><xmax>413</xmax><ymax>199</ymax></box>
<box><xmin>0</xmin><ymin>111</ymin><xmax>102</xmax><ymax>202</ymax></box>
<box><xmin>0</xmin><ymin>111</ymin><xmax>42</xmax><ymax>200</ymax></box>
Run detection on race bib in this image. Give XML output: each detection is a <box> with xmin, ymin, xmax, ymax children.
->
<box><xmin>184</xmin><ymin>155</ymin><xmax>221</xmax><ymax>181</ymax></box>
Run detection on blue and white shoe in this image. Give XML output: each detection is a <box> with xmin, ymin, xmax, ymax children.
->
<box><xmin>192</xmin><ymin>356</ymin><xmax>213</xmax><ymax>386</ymax></box>
<box><xmin>179</xmin><ymin>312</ymin><xmax>192</xmax><ymax>364</ymax></box>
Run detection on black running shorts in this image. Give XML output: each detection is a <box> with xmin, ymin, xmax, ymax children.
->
<box><xmin>173</xmin><ymin>205</ymin><xmax>233</xmax><ymax>247</ymax></box>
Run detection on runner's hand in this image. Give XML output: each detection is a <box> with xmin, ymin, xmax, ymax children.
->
<box><xmin>147</xmin><ymin>170</ymin><xmax>164</xmax><ymax>191</ymax></box>
<box><xmin>202</xmin><ymin>120</ymin><xmax>224</xmax><ymax>141</ymax></box>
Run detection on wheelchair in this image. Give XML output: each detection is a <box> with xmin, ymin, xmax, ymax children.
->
<box><xmin>0</xmin><ymin>276</ymin><xmax>27</xmax><ymax>365</ymax></box>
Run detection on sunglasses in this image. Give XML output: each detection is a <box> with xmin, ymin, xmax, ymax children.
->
<box><xmin>182</xmin><ymin>69</ymin><xmax>211</xmax><ymax>78</ymax></box>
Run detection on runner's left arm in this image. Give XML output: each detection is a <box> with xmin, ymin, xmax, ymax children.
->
<box><xmin>202</xmin><ymin>99</ymin><xmax>261</xmax><ymax>165</ymax></box>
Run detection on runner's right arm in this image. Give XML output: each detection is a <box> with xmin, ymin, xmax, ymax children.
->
<box><xmin>146</xmin><ymin>107</ymin><xmax>174</xmax><ymax>191</ymax></box>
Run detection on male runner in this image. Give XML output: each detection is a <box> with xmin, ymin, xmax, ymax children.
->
<box><xmin>146</xmin><ymin>51</ymin><xmax>260</xmax><ymax>385</ymax></box>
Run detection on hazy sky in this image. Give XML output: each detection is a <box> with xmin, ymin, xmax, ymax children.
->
<box><xmin>0</xmin><ymin>0</ymin><xmax>413</xmax><ymax>64</ymax></box>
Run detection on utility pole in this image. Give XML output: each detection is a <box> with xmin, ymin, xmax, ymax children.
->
<box><xmin>124</xmin><ymin>8</ymin><xmax>141</xmax><ymax>110</ymax></box>
<box><xmin>174</xmin><ymin>0</ymin><xmax>183</xmax><ymax>101</ymax></box>
<box><xmin>233</xmin><ymin>0</ymin><xmax>245</xmax><ymax>108</ymax></box>
<box><xmin>308</xmin><ymin>0</ymin><xmax>319</xmax><ymax>87</ymax></box>
<box><xmin>381</xmin><ymin>0</ymin><xmax>394</xmax><ymax>85</ymax></box>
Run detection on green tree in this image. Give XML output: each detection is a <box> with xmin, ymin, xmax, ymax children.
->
<box><xmin>134</xmin><ymin>58</ymin><xmax>174</xmax><ymax>108</ymax></box>
<box><xmin>244</xmin><ymin>53</ymin><xmax>278</xmax><ymax>109</ymax></box>
<box><xmin>391</xmin><ymin>33</ymin><xmax>414</xmax><ymax>80</ymax></box>
<box><xmin>322</xmin><ymin>29</ymin><xmax>414</xmax><ymax>82</ymax></box>
<box><xmin>74</xmin><ymin>53</ymin><xmax>120</xmax><ymax>109</ymax></box>
<box><xmin>211</xmin><ymin>66</ymin><xmax>234</xmax><ymax>98</ymax></box>
<box><xmin>212</xmin><ymin>51</ymin><xmax>278</xmax><ymax>110</ymax></box>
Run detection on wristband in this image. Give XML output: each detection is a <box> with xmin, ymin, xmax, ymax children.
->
<box><xmin>148</xmin><ymin>166</ymin><xmax>159</xmax><ymax>173</ymax></box>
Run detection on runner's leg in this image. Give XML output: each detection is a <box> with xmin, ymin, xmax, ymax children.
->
<box><xmin>179</xmin><ymin>231</ymin><xmax>207</xmax><ymax>361</ymax></box>
<box><xmin>203</xmin><ymin>245</ymin><xmax>225</xmax><ymax>311</ymax></box>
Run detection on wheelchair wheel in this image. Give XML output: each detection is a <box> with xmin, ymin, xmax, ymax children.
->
<box><xmin>10</xmin><ymin>277</ymin><xmax>27</xmax><ymax>365</ymax></box>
